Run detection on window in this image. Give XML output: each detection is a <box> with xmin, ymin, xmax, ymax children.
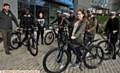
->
<box><xmin>18</xmin><ymin>0</ymin><xmax>36</xmax><ymax>19</ymax></box>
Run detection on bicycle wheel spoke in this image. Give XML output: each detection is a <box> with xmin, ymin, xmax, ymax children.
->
<box><xmin>84</xmin><ymin>45</ymin><xmax>103</xmax><ymax>69</ymax></box>
<box><xmin>43</xmin><ymin>48</ymin><xmax>69</xmax><ymax>73</ymax></box>
<box><xmin>10</xmin><ymin>33</ymin><xmax>20</xmax><ymax>49</ymax></box>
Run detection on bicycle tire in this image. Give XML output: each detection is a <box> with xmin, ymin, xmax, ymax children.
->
<box><xmin>44</xmin><ymin>31</ymin><xmax>54</xmax><ymax>45</ymax></box>
<box><xmin>83</xmin><ymin>45</ymin><xmax>104</xmax><ymax>69</ymax></box>
<box><xmin>28</xmin><ymin>37</ymin><xmax>38</xmax><ymax>56</ymax></box>
<box><xmin>10</xmin><ymin>32</ymin><xmax>21</xmax><ymax>49</ymax></box>
<box><xmin>43</xmin><ymin>48</ymin><xmax>70</xmax><ymax>73</ymax></box>
<box><xmin>98</xmin><ymin>40</ymin><xmax>115</xmax><ymax>60</ymax></box>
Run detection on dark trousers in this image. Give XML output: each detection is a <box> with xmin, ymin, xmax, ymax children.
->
<box><xmin>0</xmin><ymin>29</ymin><xmax>12</xmax><ymax>52</ymax></box>
<box><xmin>67</xmin><ymin>42</ymin><xmax>82</xmax><ymax>63</ymax></box>
<box><xmin>37</xmin><ymin>27</ymin><xmax>44</xmax><ymax>44</ymax></box>
<box><xmin>107</xmin><ymin>32</ymin><xmax>118</xmax><ymax>58</ymax></box>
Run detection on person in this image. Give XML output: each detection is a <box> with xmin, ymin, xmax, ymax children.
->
<box><xmin>51</xmin><ymin>11</ymin><xmax>69</xmax><ymax>38</ymax></box>
<box><xmin>0</xmin><ymin>3</ymin><xmax>19</xmax><ymax>54</ymax></box>
<box><xmin>84</xmin><ymin>12</ymin><xmax>97</xmax><ymax>45</ymax></box>
<box><xmin>67</xmin><ymin>9</ymin><xmax>88</xmax><ymax>67</ymax></box>
<box><xmin>20</xmin><ymin>8</ymin><xmax>35</xmax><ymax>45</ymax></box>
<box><xmin>104</xmin><ymin>12</ymin><xmax>119</xmax><ymax>59</ymax></box>
<box><xmin>36</xmin><ymin>11</ymin><xmax>45</xmax><ymax>45</ymax></box>
<box><xmin>68</xmin><ymin>10</ymin><xmax>75</xmax><ymax>40</ymax></box>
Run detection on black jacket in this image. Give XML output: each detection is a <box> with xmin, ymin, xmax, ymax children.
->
<box><xmin>0</xmin><ymin>10</ymin><xmax>19</xmax><ymax>29</ymax></box>
<box><xmin>68</xmin><ymin>15</ymin><xmax>75</xmax><ymax>27</ymax></box>
<box><xmin>105</xmin><ymin>17</ymin><xmax>119</xmax><ymax>33</ymax></box>
<box><xmin>20</xmin><ymin>14</ymin><xmax>35</xmax><ymax>28</ymax></box>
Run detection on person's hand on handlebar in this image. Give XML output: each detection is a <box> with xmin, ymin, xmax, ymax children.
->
<box><xmin>71</xmin><ymin>35</ymin><xmax>76</xmax><ymax>40</ymax></box>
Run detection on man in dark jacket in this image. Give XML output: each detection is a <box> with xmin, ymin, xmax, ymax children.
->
<box><xmin>104</xmin><ymin>12</ymin><xmax>119</xmax><ymax>59</ymax></box>
<box><xmin>0</xmin><ymin>3</ymin><xmax>19</xmax><ymax>54</ymax></box>
<box><xmin>51</xmin><ymin>11</ymin><xmax>69</xmax><ymax>38</ymax></box>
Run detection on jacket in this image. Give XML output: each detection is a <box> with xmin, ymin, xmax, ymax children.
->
<box><xmin>71</xmin><ymin>19</ymin><xmax>88</xmax><ymax>47</ymax></box>
<box><xmin>20</xmin><ymin>14</ymin><xmax>35</xmax><ymax>28</ymax></box>
<box><xmin>0</xmin><ymin>10</ymin><xmax>19</xmax><ymax>29</ymax></box>
<box><xmin>105</xmin><ymin>17</ymin><xmax>119</xmax><ymax>34</ymax></box>
<box><xmin>86</xmin><ymin>17</ymin><xmax>97</xmax><ymax>33</ymax></box>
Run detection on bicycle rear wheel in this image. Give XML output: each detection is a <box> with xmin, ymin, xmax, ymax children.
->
<box><xmin>10</xmin><ymin>33</ymin><xmax>21</xmax><ymax>49</ymax></box>
<box><xmin>28</xmin><ymin>37</ymin><xmax>38</xmax><ymax>56</ymax></box>
<box><xmin>83</xmin><ymin>45</ymin><xmax>104</xmax><ymax>69</ymax></box>
<box><xmin>98</xmin><ymin>40</ymin><xmax>114</xmax><ymax>60</ymax></box>
<box><xmin>43</xmin><ymin>48</ymin><xmax>70</xmax><ymax>73</ymax></box>
<box><xmin>44</xmin><ymin>31</ymin><xmax>54</xmax><ymax>45</ymax></box>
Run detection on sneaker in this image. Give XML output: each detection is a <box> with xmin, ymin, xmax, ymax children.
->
<box><xmin>59</xmin><ymin>64</ymin><xmax>65</xmax><ymax>69</ymax></box>
<box><xmin>68</xmin><ymin>62</ymin><xmax>73</xmax><ymax>67</ymax></box>
<box><xmin>86</xmin><ymin>52</ymin><xmax>90</xmax><ymax>57</ymax></box>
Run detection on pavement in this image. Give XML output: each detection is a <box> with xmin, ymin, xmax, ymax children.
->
<box><xmin>0</xmin><ymin>33</ymin><xmax>120</xmax><ymax>73</ymax></box>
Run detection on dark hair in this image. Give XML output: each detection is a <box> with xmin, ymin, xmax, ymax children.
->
<box><xmin>23</xmin><ymin>8</ymin><xmax>32</xmax><ymax>15</ymax></box>
<box><xmin>3</xmin><ymin>3</ymin><xmax>10</xmax><ymax>6</ymax></box>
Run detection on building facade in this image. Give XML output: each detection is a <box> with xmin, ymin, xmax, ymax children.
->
<box><xmin>0</xmin><ymin>0</ymin><xmax>73</xmax><ymax>27</ymax></box>
<box><xmin>73</xmin><ymin>0</ymin><xmax>91</xmax><ymax>10</ymax></box>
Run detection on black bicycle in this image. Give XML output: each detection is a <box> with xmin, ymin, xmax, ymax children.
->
<box><xmin>44</xmin><ymin>26</ymin><xmax>68</xmax><ymax>47</ymax></box>
<box><xmin>44</xmin><ymin>26</ymin><xmax>58</xmax><ymax>45</ymax></box>
<box><xmin>10</xmin><ymin>28</ymin><xmax>38</xmax><ymax>56</ymax></box>
<box><xmin>43</xmin><ymin>37</ymin><xmax>104</xmax><ymax>73</ymax></box>
<box><xmin>98</xmin><ymin>33</ymin><xmax>115</xmax><ymax>60</ymax></box>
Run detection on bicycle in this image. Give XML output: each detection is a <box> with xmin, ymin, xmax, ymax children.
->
<box><xmin>44</xmin><ymin>25</ymin><xmax>68</xmax><ymax>47</ymax></box>
<box><xmin>43</xmin><ymin>35</ymin><xmax>104</xmax><ymax>73</ymax></box>
<box><xmin>44</xmin><ymin>25</ymin><xmax>58</xmax><ymax>45</ymax></box>
<box><xmin>10</xmin><ymin>27</ymin><xmax>38</xmax><ymax>56</ymax></box>
<box><xmin>98</xmin><ymin>33</ymin><xmax>115</xmax><ymax>60</ymax></box>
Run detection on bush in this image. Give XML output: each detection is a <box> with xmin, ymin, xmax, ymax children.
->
<box><xmin>96</xmin><ymin>16</ymin><xmax>120</xmax><ymax>34</ymax></box>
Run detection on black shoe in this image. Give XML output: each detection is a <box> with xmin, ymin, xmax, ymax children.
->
<box><xmin>37</xmin><ymin>42</ymin><xmax>39</xmax><ymax>45</ymax></box>
<box><xmin>112</xmin><ymin>56</ymin><xmax>116</xmax><ymax>60</ymax></box>
<box><xmin>5</xmin><ymin>50</ymin><xmax>11</xmax><ymax>55</ymax></box>
<box><xmin>0</xmin><ymin>37</ymin><xmax>3</xmax><ymax>43</ymax></box>
<box><xmin>41</xmin><ymin>42</ymin><xmax>44</xmax><ymax>45</ymax></box>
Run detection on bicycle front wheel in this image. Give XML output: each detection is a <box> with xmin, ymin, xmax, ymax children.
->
<box><xmin>44</xmin><ymin>31</ymin><xmax>54</xmax><ymax>45</ymax></box>
<box><xmin>43</xmin><ymin>48</ymin><xmax>70</xmax><ymax>73</ymax></box>
<box><xmin>28</xmin><ymin>37</ymin><xmax>38</xmax><ymax>56</ymax></box>
<box><xmin>10</xmin><ymin>33</ymin><xmax>21</xmax><ymax>49</ymax></box>
<box><xmin>98</xmin><ymin>40</ymin><xmax>114</xmax><ymax>60</ymax></box>
<box><xmin>83</xmin><ymin>45</ymin><xmax>104</xmax><ymax>69</ymax></box>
